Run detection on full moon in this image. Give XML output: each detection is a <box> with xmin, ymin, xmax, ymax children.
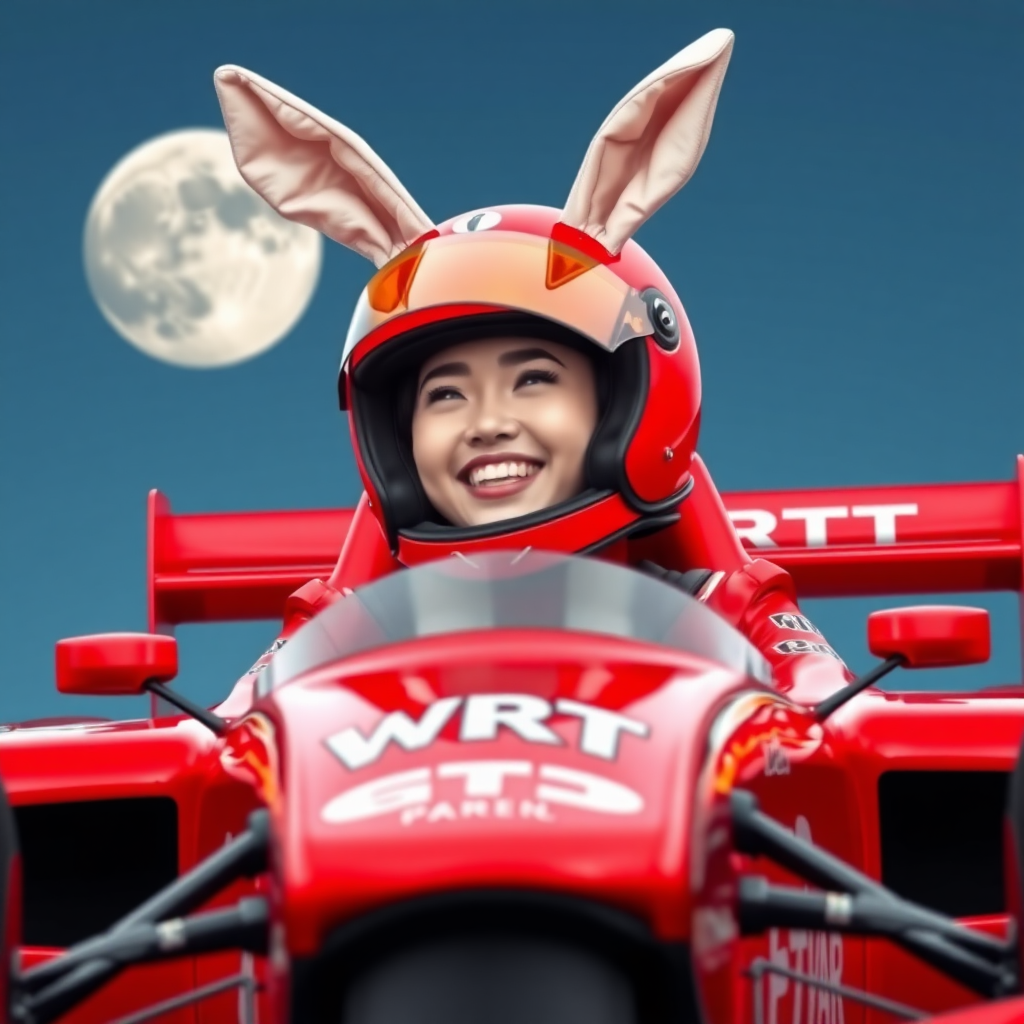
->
<box><xmin>84</xmin><ymin>128</ymin><xmax>322</xmax><ymax>368</ymax></box>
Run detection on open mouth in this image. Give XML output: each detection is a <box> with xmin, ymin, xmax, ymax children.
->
<box><xmin>458</xmin><ymin>456</ymin><xmax>545</xmax><ymax>498</ymax></box>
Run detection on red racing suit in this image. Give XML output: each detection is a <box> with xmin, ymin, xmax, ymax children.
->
<box><xmin>229</xmin><ymin>458</ymin><xmax>851</xmax><ymax>710</ymax></box>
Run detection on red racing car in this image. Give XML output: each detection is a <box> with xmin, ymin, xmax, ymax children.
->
<box><xmin>1</xmin><ymin>458</ymin><xmax>1022</xmax><ymax>1024</ymax></box>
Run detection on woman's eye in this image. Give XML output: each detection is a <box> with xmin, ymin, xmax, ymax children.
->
<box><xmin>515</xmin><ymin>368</ymin><xmax>559</xmax><ymax>389</ymax></box>
<box><xmin>425</xmin><ymin>385</ymin><xmax>465</xmax><ymax>404</ymax></box>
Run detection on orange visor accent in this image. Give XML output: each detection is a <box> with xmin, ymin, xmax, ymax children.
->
<box><xmin>545</xmin><ymin>239</ymin><xmax>599</xmax><ymax>290</ymax></box>
<box><xmin>342</xmin><ymin>231</ymin><xmax>654</xmax><ymax>368</ymax></box>
<box><xmin>366</xmin><ymin>243</ymin><xmax>427</xmax><ymax>314</ymax></box>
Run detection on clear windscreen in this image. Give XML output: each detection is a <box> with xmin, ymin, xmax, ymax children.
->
<box><xmin>265</xmin><ymin>551</ymin><xmax>771</xmax><ymax>690</ymax></box>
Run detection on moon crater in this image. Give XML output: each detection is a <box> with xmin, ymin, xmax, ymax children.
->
<box><xmin>84</xmin><ymin>128</ymin><xmax>322</xmax><ymax>368</ymax></box>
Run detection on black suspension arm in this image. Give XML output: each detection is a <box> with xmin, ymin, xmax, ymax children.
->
<box><xmin>14</xmin><ymin>900</ymin><xmax>268</xmax><ymax>1024</ymax></box>
<box><xmin>731</xmin><ymin>791</ymin><xmax>1007</xmax><ymax>957</ymax></box>
<box><xmin>14</xmin><ymin>808</ymin><xmax>270</xmax><ymax>1023</ymax></box>
<box><xmin>740</xmin><ymin>877</ymin><xmax>1014</xmax><ymax>972</ymax></box>
<box><xmin>731</xmin><ymin>791</ymin><xmax>1016</xmax><ymax>998</ymax></box>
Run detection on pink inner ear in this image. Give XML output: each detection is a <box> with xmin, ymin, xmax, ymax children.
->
<box><xmin>214</xmin><ymin>66</ymin><xmax>433</xmax><ymax>267</ymax></box>
<box><xmin>561</xmin><ymin>29</ymin><xmax>734</xmax><ymax>255</ymax></box>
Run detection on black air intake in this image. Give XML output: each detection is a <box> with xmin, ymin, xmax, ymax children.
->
<box><xmin>14</xmin><ymin>797</ymin><xmax>178</xmax><ymax>947</ymax></box>
<box><xmin>345</xmin><ymin>933</ymin><xmax>635</xmax><ymax>1024</ymax></box>
<box><xmin>879</xmin><ymin>770</ymin><xmax>1008</xmax><ymax>918</ymax></box>
<box><xmin>292</xmin><ymin>890</ymin><xmax>698</xmax><ymax>1024</ymax></box>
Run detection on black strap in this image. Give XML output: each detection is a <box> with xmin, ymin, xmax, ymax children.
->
<box><xmin>638</xmin><ymin>560</ymin><xmax>714</xmax><ymax>597</ymax></box>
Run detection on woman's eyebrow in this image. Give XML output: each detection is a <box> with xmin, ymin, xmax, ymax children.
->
<box><xmin>497</xmin><ymin>347</ymin><xmax>566</xmax><ymax>368</ymax></box>
<box><xmin>418</xmin><ymin>361</ymin><xmax>470</xmax><ymax>393</ymax></box>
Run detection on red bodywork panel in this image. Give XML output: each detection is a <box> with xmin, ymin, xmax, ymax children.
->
<box><xmin>3</xmin><ymin>457</ymin><xmax>1021</xmax><ymax>1023</ymax></box>
<box><xmin>265</xmin><ymin>632</ymin><xmax>753</xmax><ymax>954</ymax></box>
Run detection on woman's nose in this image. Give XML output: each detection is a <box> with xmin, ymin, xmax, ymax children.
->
<box><xmin>466</xmin><ymin>398</ymin><xmax>520</xmax><ymax>445</ymax></box>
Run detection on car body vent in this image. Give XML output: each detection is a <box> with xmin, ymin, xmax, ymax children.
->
<box><xmin>14</xmin><ymin>796</ymin><xmax>178</xmax><ymax>947</ymax></box>
<box><xmin>878</xmin><ymin>770</ymin><xmax>1008</xmax><ymax>918</ymax></box>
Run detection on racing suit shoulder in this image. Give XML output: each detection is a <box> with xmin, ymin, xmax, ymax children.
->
<box><xmin>221</xmin><ymin>494</ymin><xmax>402</xmax><ymax>718</ymax></box>
<box><xmin>631</xmin><ymin>456</ymin><xmax>851</xmax><ymax>702</ymax></box>
<box><xmin>221</xmin><ymin>497</ymin><xmax>402</xmax><ymax>716</ymax></box>
<box><xmin>702</xmin><ymin>558</ymin><xmax>796</xmax><ymax>624</ymax></box>
<box><xmin>216</xmin><ymin>575</ymin><xmax>347</xmax><ymax>718</ymax></box>
<box><xmin>702</xmin><ymin>559</ymin><xmax>853</xmax><ymax>701</ymax></box>
<box><xmin>635</xmin><ymin>555</ymin><xmax>852</xmax><ymax>703</ymax></box>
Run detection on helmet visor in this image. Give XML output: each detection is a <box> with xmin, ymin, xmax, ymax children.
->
<box><xmin>342</xmin><ymin>231</ymin><xmax>654</xmax><ymax>371</ymax></box>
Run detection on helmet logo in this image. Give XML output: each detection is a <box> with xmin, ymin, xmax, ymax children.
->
<box><xmin>452</xmin><ymin>210</ymin><xmax>502</xmax><ymax>233</ymax></box>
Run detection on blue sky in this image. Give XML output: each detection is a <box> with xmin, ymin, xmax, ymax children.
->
<box><xmin>1</xmin><ymin>0</ymin><xmax>1022</xmax><ymax>721</ymax></box>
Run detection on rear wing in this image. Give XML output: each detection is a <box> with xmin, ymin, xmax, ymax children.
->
<box><xmin>148</xmin><ymin>456</ymin><xmax>1024</xmax><ymax>631</ymax></box>
<box><xmin>147</xmin><ymin>491</ymin><xmax>352</xmax><ymax>632</ymax></box>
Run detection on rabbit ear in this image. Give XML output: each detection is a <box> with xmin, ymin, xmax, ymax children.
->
<box><xmin>561</xmin><ymin>29</ymin><xmax>734</xmax><ymax>255</ymax></box>
<box><xmin>214</xmin><ymin>65</ymin><xmax>434</xmax><ymax>268</ymax></box>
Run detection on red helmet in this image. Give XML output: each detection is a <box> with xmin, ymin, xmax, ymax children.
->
<box><xmin>338</xmin><ymin>205</ymin><xmax>701</xmax><ymax>564</ymax></box>
<box><xmin>214</xmin><ymin>30</ymin><xmax>734</xmax><ymax>565</ymax></box>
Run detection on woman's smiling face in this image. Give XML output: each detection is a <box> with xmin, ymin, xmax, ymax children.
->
<box><xmin>411</xmin><ymin>336</ymin><xmax>599</xmax><ymax>527</ymax></box>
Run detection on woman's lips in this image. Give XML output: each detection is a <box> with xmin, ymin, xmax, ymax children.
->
<box><xmin>457</xmin><ymin>455</ymin><xmax>544</xmax><ymax>501</ymax></box>
<box><xmin>463</xmin><ymin>471</ymin><xmax>541</xmax><ymax>501</ymax></box>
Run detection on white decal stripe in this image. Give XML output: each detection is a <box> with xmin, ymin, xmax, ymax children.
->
<box><xmin>322</xmin><ymin>768</ymin><xmax>431</xmax><ymax>823</ymax></box>
<box><xmin>536</xmin><ymin>764</ymin><xmax>643</xmax><ymax>815</ymax></box>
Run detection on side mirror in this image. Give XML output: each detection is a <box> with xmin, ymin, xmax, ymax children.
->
<box><xmin>56</xmin><ymin>633</ymin><xmax>178</xmax><ymax>696</ymax></box>
<box><xmin>815</xmin><ymin>604</ymin><xmax>991</xmax><ymax>721</ymax></box>
<box><xmin>867</xmin><ymin>605</ymin><xmax>991</xmax><ymax>669</ymax></box>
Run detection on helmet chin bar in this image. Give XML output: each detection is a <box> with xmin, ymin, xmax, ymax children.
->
<box><xmin>395</xmin><ymin>489</ymin><xmax>689</xmax><ymax>568</ymax></box>
<box><xmin>401</xmin><ymin>488</ymin><xmax>616</xmax><ymax>542</ymax></box>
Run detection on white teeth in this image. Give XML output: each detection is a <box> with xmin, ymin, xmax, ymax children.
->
<box><xmin>468</xmin><ymin>461</ymin><xmax>540</xmax><ymax>487</ymax></box>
